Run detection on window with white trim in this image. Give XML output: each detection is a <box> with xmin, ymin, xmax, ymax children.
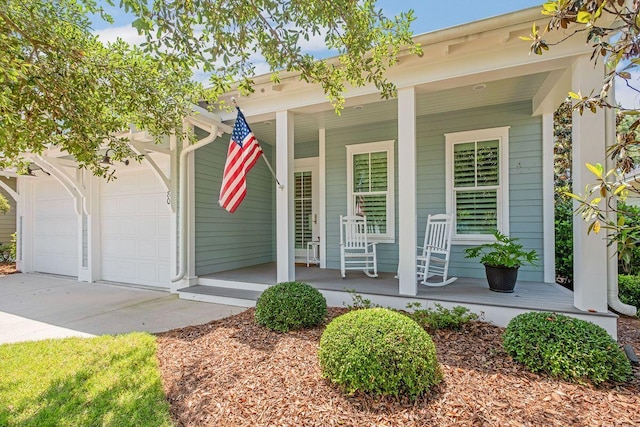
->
<box><xmin>346</xmin><ymin>140</ymin><xmax>395</xmax><ymax>242</ymax></box>
<box><xmin>445</xmin><ymin>127</ymin><xmax>509</xmax><ymax>243</ymax></box>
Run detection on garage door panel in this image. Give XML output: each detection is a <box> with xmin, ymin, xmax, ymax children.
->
<box><xmin>33</xmin><ymin>179</ymin><xmax>78</xmax><ymax>277</ymax></box>
<box><xmin>157</xmin><ymin>239</ymin><xmax>170</xmax><ymax>258</ymax></box>
<box><xmin>138</xmin><ymin>239</ymin><xmax>157</xmax><ymax>256</ymax></box>
<box><xmin>118</xmin><ymin>197</ymin><xmax>140</xmax><ymax>215</ymax></box>
<box><xmin>102</xmin><ymin>238</ymin><xmax>118</xmax><ymax>256</ymax></box>
<box><xmin>100</xmin><ymin>169</ymin><xmax>170</xmax><ymax>288</ymax></box>
<box><xmin>137</xmin><ymin>219</ymin><xmax>157</xmax><ymax>236</ymax></box>
<box><xmin>117</xmin><ymin>239</ymin><xmax>137</xmax><ymax>257</ymax></box>
<box><xmin>119</xmin><ymin>218</ymin><xmax>137</xmax><ymax>235</ymax></box>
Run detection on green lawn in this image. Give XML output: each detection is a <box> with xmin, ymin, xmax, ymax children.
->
<box><xmin>0</xmin><ymin>333</ymin><xmax>173</xmax><ymax>427</ymax></box>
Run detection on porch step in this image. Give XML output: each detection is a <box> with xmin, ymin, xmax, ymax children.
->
<box><xmin>178</xmin><ymin>285</ymin><xmax>262</xmax><ymax>308</ymax></box>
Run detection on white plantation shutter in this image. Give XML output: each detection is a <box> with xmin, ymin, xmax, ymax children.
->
<box><xmin>453</xmin><ymin>140</ymin><xmax>499</xmax><ymax>235</ymax></box>
<box><xmin>294</xmin><ymin>171</ymin><xmax>313</xmax><ymax>249</ymax></box>
<box><xmin>353</xmin><ymin>152</ymin><xmax>388</xmax><ymax>234</ymax></box>
<box><xmin>446</xmin><ymin>127</ymin><xmax>509</xmax><ymax>241</ymax></box>
<box><xmin>347</xmin><ymin>140</ymin><xmax>395</xmax><ymax>241</ymax></box>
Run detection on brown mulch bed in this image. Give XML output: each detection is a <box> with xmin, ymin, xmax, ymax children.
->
<box><xmin>157</xmin><ymin>309</ymin><xmax>640</xmax><ymax>427</ymax></box>
<box><xmin>0</xmin><ymin>262</ymin><xmax>17</xmax><ymax>276</ymax></box>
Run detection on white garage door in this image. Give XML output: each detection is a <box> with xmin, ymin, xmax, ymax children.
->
<box><xmin>101</xmin><ymin>169</ymin><xmax>171</xmax><ymax>288</ymax></box>
<box><xmin>33</xmin><ymin>178</ymin><xmax>78</xmax><ymax>276</ymax></box>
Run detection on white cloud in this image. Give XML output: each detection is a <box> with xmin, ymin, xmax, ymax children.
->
<box><xmin>94</xmin><ymin>25</ymin><xmax>145</xmax><ymax>46</ymax></box>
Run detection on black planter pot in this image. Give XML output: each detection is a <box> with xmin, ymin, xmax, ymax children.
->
<box><xmin>484</xmin><ymin>264</ymin><xmax>519</xmax><ymax>293</ymax></box>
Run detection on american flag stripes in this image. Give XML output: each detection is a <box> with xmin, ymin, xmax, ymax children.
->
<box><xmin>219</xmin><ymin>107</ymin><xmax>263</xmax><ymax>213</ymax></box>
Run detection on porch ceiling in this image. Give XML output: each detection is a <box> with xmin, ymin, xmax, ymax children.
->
<box><xmin>250</xmin><ymin>72</ymin><xmax>550</xmax><ymax>145</ymax></box>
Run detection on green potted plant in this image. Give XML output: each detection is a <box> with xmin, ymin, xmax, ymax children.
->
<box><xmin>464</xmin><ymin>231</ymin><xmax>539</xmax><ymax>293</ymax></box>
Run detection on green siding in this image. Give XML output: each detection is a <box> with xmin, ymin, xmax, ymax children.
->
<box><xmin>192</xmin><ymin>100</ymin><xmax>544</xmax><ymax>281</ymax></box>
<box><xmin>194</xmin><ymin>135</ymin><xmax>275</xmax><ymax>275</ymax></box>
<box><xmin>295</xmin><ymin>141</ymin><xmax>319</xmax><ymax>159</ymax></box>
<box><xmin>326</xmin><ymin>122</ymin><xmax>399</xmax><ymax>273</ymax></box>
<box><xmin>0</xmin><ymin>177</ymin><xmax>16</xmax><ymax>244</ymax></box>
<box><xmin>419</xmin><ymin>101</ymin><xmax>543</xmax><ymax>281</ymax></box>
<box><xmin>325</xmin><ymin>101</ymin><xmax>544</xmax><ymax>281</ymax></box>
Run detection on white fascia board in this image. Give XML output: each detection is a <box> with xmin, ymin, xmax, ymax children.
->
<box><xmin>221</xmin><ymin>45</ymin><xmax>590</xmax><ymax>121</ymax></box>
<box><xmin>218</xmin><ymin>9</ymin><xmax>596</xmax><ymax>120</ymax></box>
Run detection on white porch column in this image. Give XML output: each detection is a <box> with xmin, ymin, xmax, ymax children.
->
<box><xmin>542</xmin><ymin>113</ymin><xmax>556</xmax><ymax>283</ymax></box>
<box><xmin>78</xmin><ymin>172</ymin><xmax>101</xmax><ymax>282</ymax></box>
<box><xmin>397</xmin><ymin>87</ymin><xmax>418</xmax><ymax>296</ymax></box>
<box><xmin>16</xmin><ymin>178</ymin><xmax>33</xmax><ymax>273</ymax></box>
<box><xmin>168</xmin><ymin>134</ymin><xmax>180</xmax><ymax>292</ymax></box>
<box><xmin>276</xmin><ymin>110</ymin><xmax>295</xmax><ymax>282</ymax></box>
<box><xmin>186</xmin><ymin>137</ymin><xmax>197</xmax><ymax>284</ymax></box>
<box><xmin>571</xmin><ymin>54</ymin><xmax>608</xmax><ymax>312</ymax></box>
<box><xmin>318</xmin><ymin>128</ymin><xmax>327</xmax><ymax>269</ymax></box>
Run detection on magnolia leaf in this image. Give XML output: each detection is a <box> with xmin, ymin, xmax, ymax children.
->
<box><xmin>564</xmin><ymin>192</ymin><xmax>583</xmax><ymax>201</ymax></box>
<box><xmin>593</xmin><ymin>221</ymin><xmax>601</xmax><ymax>234</ymax></box>
<box><xmin>568</xmin><ymin>91</ymin><xmax>581</xmax><ymax>100</ymax></box>
<box><xmin>577</xmin><ymin>11</ymin><xmax>592</xmax><ymax>23</ymax></box>
<box><xmin>614</xmin><ymin>184</ymin><xmax>628</xmax><ymax>195</ymax></box>
<box><xmin>586</xmin><ymin>162</ymin><xmax>604</xmax><ymax>178</ymax></box>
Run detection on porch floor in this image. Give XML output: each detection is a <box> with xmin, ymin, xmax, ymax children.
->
<box><xmin>197</xmin><ymin>262</ymin><xmax>612</xmax><ymax>318</ymax></box>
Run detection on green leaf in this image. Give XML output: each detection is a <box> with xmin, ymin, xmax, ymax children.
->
<box><xmin>586</xmin><ymin>163</ymin><xmax>604</xmax><ymax>178</ymax></box>
<box><xmin>576</xmin><ymin>11</ymin><xmax>592</xmax><ymax>23</ymax></box>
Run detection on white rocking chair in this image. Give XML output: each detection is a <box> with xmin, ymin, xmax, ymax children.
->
<box><xmin>417</xmin><ymin>214</ymin><xmax>457</xmax><ymax>286</ymax></box>
<box><xmin>339</xmin><ymin>215</ymin><xmax>378</xmax><ymax>278</ymax></box>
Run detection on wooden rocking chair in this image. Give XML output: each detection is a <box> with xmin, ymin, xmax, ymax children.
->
<box><xmin>417</xmin><ymin>214</ymin><xmax>457</xmax><ymax>286</ymax></box>
<box><xmin>339</xmin><ymin>215</ymin><xmax>378</xmax><ymax>278</ymax></box>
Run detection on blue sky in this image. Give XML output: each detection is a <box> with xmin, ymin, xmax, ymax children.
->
<box><xmin>92</xmin><ymin>1</ymin><xmax>545</xmax><ymax>37</ymax></box>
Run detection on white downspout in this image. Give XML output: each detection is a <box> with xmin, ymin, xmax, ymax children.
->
<box><xmin>605</xmin><ymin>88</ymin><xmax>637</xmax><ymax>316</ymax></box>
<box><xmin>171</xmin><ymin>125</ymin><xmax>217</xmax><ymax>283</ymax></box>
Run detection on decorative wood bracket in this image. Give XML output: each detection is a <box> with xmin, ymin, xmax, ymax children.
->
<box><xmin>32</xmin><ymin>156</ymin><xmax>88</xmax><ymax>216</ymax></box>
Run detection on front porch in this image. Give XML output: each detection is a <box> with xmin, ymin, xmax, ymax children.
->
<box><xmin>178</xmin><ymin>262</ymin><xmax>618</xmax><ymax>337</ymax></box>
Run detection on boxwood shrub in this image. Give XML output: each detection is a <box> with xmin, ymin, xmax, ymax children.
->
<box><xmin>618</xmin><ymin>275</ymin><xmax>640</xmax><ymax>310</ymax></box>
<box><xmin>503</xmin><ymin>312</ymin><xmax>631</xmax><ymax>385</ymax></box>
<box><xmin>318</xmin><ymin>308</ymin><xmax>442</xmax><ymax>399</ymax></box>
<box><xmin>255</xmin><ymin>281</ymin><xmax>327</xmax><ymax>332</ymax></box>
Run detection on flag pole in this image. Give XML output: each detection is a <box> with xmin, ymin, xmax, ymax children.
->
<box><xmin>231</xmin><ymin>97</ymin><xmax>283</xmax><ymax>189</ymax></box>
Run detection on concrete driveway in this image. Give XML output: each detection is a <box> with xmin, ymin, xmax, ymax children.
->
<box><xmin>0</xmin><ymin>273</ymin><xmax>245</xmax><ymax>344</ymax></box>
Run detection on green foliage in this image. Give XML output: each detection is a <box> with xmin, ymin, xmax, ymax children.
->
<box><xmin>617</xmin><ymin>202</ymin><xmax>640</xmax><ymax>275</ymax></box>
<box><xmin>124</xmin><ymin>0</ymin><xmax>423</xmax><ymax>112</ymax></box>
<box><xmin>405</xmin><ymin>303</ymin><xmax>478</xmax><ymax>331</ymax></box>
<box><xmin>554</xmin><ymin>99</ymin><xmax>572</xmax><ymax>188</ymax></box>
<box><xmin>0</xmin><ymin>232</ymin><xmax>16</xmax><ymax>262</ymax></box>
<box><xmin>318</xmin><ymin>308</ymin><xmax>442</xmax><ymax>399</ymax></box>
<box><xmin>1</xmin><ymin>0</ymin><xmax>420</xmax><ymax>175</ymax></box>
<box><xmin>503</xmin><ymin>312</ymin><xmax>632</xmax><ymax>385</ymax></box>
<box><xmin>527</xmin><ymin>2</ymin><xmax>640</xmax><ymax>245</ymax></box>
<box><xmin>554</xmin><ymin>190</ymin><xmax>574</xmax><ymax>286</ymax></box>
<box><xmin>0</xmin><ymin>193</ymin><xmax>10</xmax><ymax>215</ymax></box>
<box><xmin>343</xmin><ymin>289</ymin><xmax>381</xmax><ymax>310</ymax></box>
<box><xmin>0</xmin><ymin>333</ymin><xmax>172</xmax><ymax>426</ymax></box>
<box><xmin>618</xmin><ymin>275</ymin><xmax>640</xmax><ymax>310</ymax></box>
<box><xmin>255</xmin><ymin>281</ymin><xmax>327</xmax><ymax>332</ymax></box>
<box><xmin>0</xmin><ymin>0</ymin><xmax>202</xmax><ymax>178</ymax></box>
<box><xmin>463</xmin><ymin>230</ymin><xmax>539</xmax><ymax>268</ymax></box>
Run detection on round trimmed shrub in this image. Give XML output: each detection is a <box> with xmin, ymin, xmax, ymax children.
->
<box><xmin>255</xmin><ymin>281</ymin><xmax>327</xmax><ymax>332</ymax></box>
<box><xmin>503</xmin><ymin>312</ymin><xmax>632</xmax><ymax>385</ymax></box>
<box><xmin>318</xmin><ymin>308</ymin><xmax>442</xmax><ymax>399</ymax></box>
